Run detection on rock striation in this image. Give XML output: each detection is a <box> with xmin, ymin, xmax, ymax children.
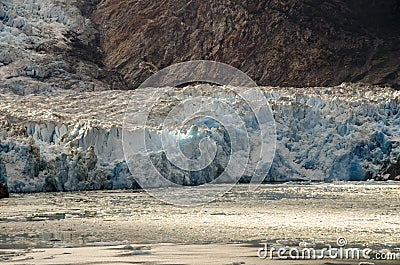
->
<box><xmin>93</xmin><ymin>0</ymin><xmax>400</xmax><ymax>88</ymax></box>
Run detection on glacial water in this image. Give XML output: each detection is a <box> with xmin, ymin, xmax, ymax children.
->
<box><xmin>1</xmin><ymin>182</ymin><xmax>399</xmax><ymax>251</ymax></box>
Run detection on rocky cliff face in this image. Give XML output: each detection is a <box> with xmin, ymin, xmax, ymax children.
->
<box><xmin>1</xmin><ymin>84</ymin><xmax>400</xmax><ymax>192</ymax></box>
<box><xmin>93</xmin><ymin>0</ymin><xmax>400</xmax><ymax>88</ymax></box>
<box><xmin>1</xmin><ymin>0</ymin><xmax>399</xmax><ymax>92</ymax></box>
<box><xmin>1</xmin><ymin>0</ymin><xmax>399</xmax><ymax>90</ymax></box>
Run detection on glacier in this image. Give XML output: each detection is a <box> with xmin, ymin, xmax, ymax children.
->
<box><xmin>0</xmin><ymin>0</ymin><xmax>114</xmax><ymax>94</ymax></box>
<box><xmin>1</xmin><ymin>83</ymin><xmax>400</xmax><ymax>193</ymax></box>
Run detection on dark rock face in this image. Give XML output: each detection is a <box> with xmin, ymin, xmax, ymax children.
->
<box><xmin>376</xmin><ymin>157</ymin><xmax>400</xmax><ymax>181</ymax></box>
<box><xmin>2</xmin><ymin>0</ymin><xmax>399</xmax><ymax>92</ymax></box>
<box><xmin>93</xmin><ymin>0</ymin><xmax>400</xmax><ymax>88</ymax></box>
<box><xmin>0</xmin><ymin>183</ymin><xmax>9</xmax><ymax>198</ymax></box>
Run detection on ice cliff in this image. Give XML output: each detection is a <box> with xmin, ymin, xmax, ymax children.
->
<box><xmin>1</xmin><ymin>83</ymin><xmax>400</xmax><ymax>193</ymax></box>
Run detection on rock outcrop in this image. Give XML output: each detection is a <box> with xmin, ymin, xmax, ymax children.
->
<box><xmin>93</xmin><ymin>0</ymin><xmax>400</xmax><ymax>88</ymax></box>
<box><xmin>377</xmin><ymin>156</ymin><xmax>400</xmax><ymax>181</ymax></box>
<box><xmin>1</xmin><ymin>0</ymin><xmax>399</xmax><ymax>92</ymax></box>
<box><xmin>0</xmin><ymin>183</ymin><xmax>9</xmax><ymax>198</ymax></box>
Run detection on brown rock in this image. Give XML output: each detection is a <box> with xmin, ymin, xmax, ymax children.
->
<box><xmin>92</xmin><ymin>0</ymin><xmax>400</xmax><ymax>89</ymax></box>
<box><xmin>0</xmin><ymin>183</ymin><xmax>9</xmax><ymax>199</ymax></box>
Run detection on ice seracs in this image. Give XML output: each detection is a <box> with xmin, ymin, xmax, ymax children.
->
<box><xmin>1</xmin><ymin>83</ymin><xmax>400</xmax><ymax>192</ymax></box>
